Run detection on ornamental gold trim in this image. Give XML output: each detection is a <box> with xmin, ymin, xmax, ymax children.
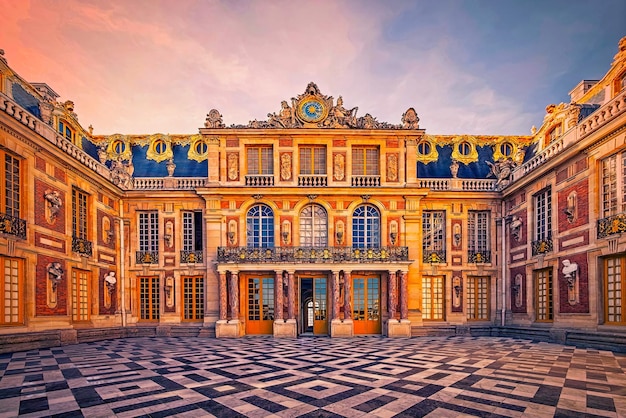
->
<box><xmin>146</xmin><ymin>134</ymin><xmax>173</xmax><ymax>163</ymax></box>
<box><xmin>416</xmin><ymin>135</ymin><xmax>439</xmax><ymax>165</ymax></box>
<box><xmin>188</xmin><ymin>134</ymin><xmax>208</xmax><ymax>162</ymax></box>
<box><xmin>106</xmin><ymin>134</ymin><xmax>132</xmax><ymax>161</ymax></box>
<box><xmin>451</xmin><ymin>136</ymin><xmax>479</xmax><ymax>165</ymax></box>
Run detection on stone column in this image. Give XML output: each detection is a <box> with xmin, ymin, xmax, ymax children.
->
<box><xmin>332</xmin><ymin>270</ymin><xmax>340</xmax><ymax>320</ymax></box>
<box><xmin>219</xmin><ymin>272</ymin><xmax>227</xmax><ymax>320</ymax></box>
<box><xmin>388</xmin><ymin>271</ymin><xmax>398</xmax><ymax>320</ymax></box>
<box><xmin>275</xmin><ymin>271</ymin><xmax>283</xmax><ymax>320</ymax></box>
<box><xmin>288</xmin><ymin>272</ymin><xmax>296</xmax><ymax>320</ymax></box>
<box><xmin>400</xmin><ymin>271</ymin><xmax>408</xmax><ymax>320</ymax></box>
<box><xmin>343</xmin><ymin>271</ymin><xmax>352</xmax><ymax>319</ymax></box>
<box><xmin>229</xmin><ymin>271</ymin><xmax>239</xmax><ymax>319</ymax></box>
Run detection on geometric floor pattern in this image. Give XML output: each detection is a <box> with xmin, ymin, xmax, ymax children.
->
<box><xmin>1</xmin><ymin>336</ymin><xmax>625</xmax><ymax>417</ymax></box>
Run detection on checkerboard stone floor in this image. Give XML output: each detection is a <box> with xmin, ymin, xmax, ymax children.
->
<box><xmin>1</xmin><ymin>336</ymin><xmax>625</xmax><ymax>417</ymax></box>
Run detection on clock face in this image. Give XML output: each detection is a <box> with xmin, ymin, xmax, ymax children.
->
<box><xmin>298</xmin><ymin>99</ymin><xmax>326</xmax><ymax>123</ymax></box>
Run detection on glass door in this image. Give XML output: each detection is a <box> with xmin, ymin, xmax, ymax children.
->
<box><xmin>353</xmin><ymin>275</ymin><xmax>381</xmax><ymax>334</ymax></box>
<box><xmin>300</xmin><ymin>277</ymin><xmax>328</xmax><ymax>335</ymax></box>
<box><xmin>246</xmin><ymin>276</ymin><xmax>274</xmax><ymax>334</ymax></box>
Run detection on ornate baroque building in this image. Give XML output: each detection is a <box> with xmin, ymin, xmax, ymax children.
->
<box><xmin>1</xmin><ymin>38</ymin><xmax>625</xmax><ymax>352</ymax></box>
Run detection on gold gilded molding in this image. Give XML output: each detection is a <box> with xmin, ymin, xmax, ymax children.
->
<box><xmin>188</xmin><ymin>135</ymin><xmax>208</xmax><ymax>162</ymax></box>
<box><xmin>106</xmin><ymin>134</ymin><xmax>132</xmax><ymax>161</ymax></box>
<box><xmin>451</xmin><ymin>136</ymin><xmax>478</xmax><ymax>165</ymax></box>
<box><xmin>492</xmin><ymin>137</ymin><xmax>523</xmax><ymax>162</ymax></box>
<box><xmin>416</xmin><ymin>135</ymin><xmax>439</xmax><ymax>165</ymax></box>
<box><xmin>146</xmin><ymin>134</ymin><xmax>173</xmax><ymax>163</ymax></box>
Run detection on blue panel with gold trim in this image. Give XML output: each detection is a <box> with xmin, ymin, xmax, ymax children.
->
<box><xmin>172</xmin><ymin>146</ymin><xmax>207</xmax><ymax>177</ymax></box>
<box><xmin>131</xmin><ymin>145</ymin><xmax>167</xmax><ymax>177</ymax></box>
<box><xmin>81</xmin><ymin>136</ymin><xmax>99</xmax><ymax>160</ymax></box>
<box><xmin>12</xmin><ymin>84</ymin><xmax>41</xmax><ymax>118</ymax></box>
<box><xmin>417</xmin><ymin>145</ymin><xmax>494</xmax><ymax>178</ymax></box>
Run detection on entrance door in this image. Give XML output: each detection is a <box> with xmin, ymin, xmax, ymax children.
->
<box><xmin>353</xmin><ymin>276</ymin><xmax>381</xmax><ymax>334</ymax></box>
<box><xmin>300</xmin><ymin>277</ymin><xmax>328</xmax><ymax>335</ymax></box>
<box><xmin>246</xmin><ymin>276</ymin><xmax>274</xmax><ymax>334</ymax></box>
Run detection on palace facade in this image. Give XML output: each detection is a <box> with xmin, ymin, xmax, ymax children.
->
<box><xmin>1</xmin><ymin>38</ymin><xmax>625</xmax><ymax>352</ymax></box>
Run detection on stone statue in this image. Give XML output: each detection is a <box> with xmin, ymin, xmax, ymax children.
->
<box><xmin>47</xmin><ymin>262</ymin><xmax>63</xmax><ymax>290</ymax></box>
<box><xmin>44</xmin><ymin>190</ymin><xmax>62</xmax><ymax>222</ymax></box>
<box><xmin>562</xmin><ymin>259</ymin><xmax>578</xmax><ymax>283</ymax></box>
<box><xmin>401</xmin><ymin>108</ymin><xmax>420</xmax><ymax>129</ymax></box>
<box><xmin>486</xmin><ymin>158</ymin><xmax>516</xmax><ymax>189</ymax></box>
<box><xmin>205</xmin><ymin>109</ymin><xmax>225</xmax><ymax>128</ymax></box>
<box><xmin>329</xmin><ymin>96</ymin><xmax>358</xmax><ymax>128</ymax></box>
<box><xmin>111</xmin><ymin>158</ymin><xmax>134</xmax><ymax>189</ymax></box>
<box><xmin>510</xmin><ymin>215</ymin><xmax>523</xmax><ymax>241</ymax></box>
<box><xmin>268</xmin><ymin>101</ymin><xmax>294</xmax><ymax>128</ymax></box>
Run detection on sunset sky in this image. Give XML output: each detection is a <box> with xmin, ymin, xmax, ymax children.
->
<box><xmin>1</xmin><ymin>0</ymin><xmax>624</xmax><ymax>135</ymax></box>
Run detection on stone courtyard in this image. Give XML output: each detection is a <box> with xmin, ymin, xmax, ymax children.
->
<box><xmin>0</xmin><ymin>336</ymin><xmax>625</xmax><ymax>417</ymax></box>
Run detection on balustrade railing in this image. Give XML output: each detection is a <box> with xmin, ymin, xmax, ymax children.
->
<box><xmin>72</xmin><ymin>236</ymin><xmax>93</xmax><ymax>257</ymax></box>
<box><xmin>0</xmin><ymin>213</ymin><xmax>26</xmax><ymax>240</ymax></box>
<box><xmin>298</xmin><ymin>175</ymin><xmax>328</xmax><ymax>187</ymax></box>
<box><xmin>597</xmin><ymin>213</ymin><xmax>626</xmax><ymax>239</ymax></box>
<box><xmin>217</xmin><ymin>246</ymin><xmax>409</xmax><ymax>264</ymax></box>
<box><xmin>245</xmin><ymin>175</ymin><xmax>275</xmax><ymax>186</ymax></box>
<box><xmin>351</xmin><ymin>175</ymin><xmax>381</xmax><ymax>187</ymax></box>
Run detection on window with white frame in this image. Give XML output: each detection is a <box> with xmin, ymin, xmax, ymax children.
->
<box><xmin>534</xmin><ymin>189</ymin><xmax>552</xmax><ymax>241</ymax></box>
<box><xmin>352</xmin><ymin>204</ymin><xmax>380</xmax><ymax>248</ymax></box>
<box><xmin>468</xmin><ymin>211</ymin><xmax>490</xmax><ymax>262</ymax></box>
<box><xmin>183</xmin><ymin>211</ymin><xmax>203</xmax><ymax>252</ymax></box>
<box><xmin>246</xmin><ymin>204</ymin><xmax>274</xmax><ymax>248</ymax></box>
<box><xmin>300</xmin><ymin>204</ymin><xmax>328</xmax><ymax>247</ymax></box>
<box><xmin>601</xmin><ymin>153</ymin><xmax>626</xmax><ymax>218</ymax></box>
<box><xmin>139</xmin><ymin>212</ymin><xmax>159</xmax><ymax>252</ymax></box>
<box><xmin>422</xmin><ymin>211</ymin><xmax>445</xmax><ymax>263</ymax></box>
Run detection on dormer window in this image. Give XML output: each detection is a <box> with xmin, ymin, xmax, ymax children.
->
<box><xmin>500</xmin><ymin>142</ymin><xmax>513</xmax><ymax>157</ymax></box>
<box><xmin>58</xmin><ymin>120</ymin><xmax>75</xmax><ymax>141</ymax></box>
<box><xmin>545</xmin><ymin>124</ymin><xmax>561</xmax><ymax>146</ymax></box>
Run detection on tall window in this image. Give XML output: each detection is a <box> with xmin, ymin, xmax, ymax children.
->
<box><xmin>71</xmin><ymin>269</ymin><xmax>90</xmax><ymax>322</ymax></box>
<box><xmin>605</xmin><ymin>256</ymin><xmax>626</xmax><ymax>325</ymax></box>
<box><xmin>139</xmin><ymin>276</ymin><xmax>160</xmax><ymax>321</ymax></box>
<box><xmin>299</xmin><ymin>146</ymin><xmax>326</xmax><ymax>174</ymax></box>
<box><xmin>534</xmin><ymin>189</ymin><xmax>552</xmax><ymax>241</ymax></box>
<box><xmin>601</xmin><ymin>153</ymin><xmax>626</xmax><ymax>218</ymax></box>
<box><xmin>422</xmin><ymin>211</ymin><xmax>445</xmax><ymax>263</ymax></box>
<box><xmin>72</xmin><ymin>188</ymin><xmax>88</xmax><ymax>240</ymax></box>
<box><xmin>247</xmin><ymin>146</ymin><xmax>273</xmax><ymax>175</ymax></box>
<box><xmin>468</xmin><ymin>211</ymin><xmax>490</xmax><ymax>262</ymax></box>
<box><xmin>352</xmin><ymin>147</ymin><xmax>379</xmax><ymax>176</ymax></box>
<box><xmin>300</xmin><ymin>204</ymin><xmax>328</xmax><ymax>246</ymax></box>
<box><xmin>422</xmin><ymin>276</ymin><xmax>444</xmax><ymax>320</ymax></box>
<box><xmin>139</xmin><ymin>212</ymin><xmax>159</xmax><ymax>252</ymax></box>
<box><xmin>1</xmin><ymin>150</ymin><xmax>20</xmax><ymax>218</ymax></box>
<box><xmin>352</xmin><ymin>205</ymin><xmax>380</xmax><ymax>248</ymax></box>
<box><xmin>183</xmin><ymin>276</ymin><xmax>204</xmax><ymax>321</ymax></box>
<box><xmin>0</xmin><ymin>256</ymin><xmax>22</xmax><ymax>325</ymax></box>
<box><xmin>535</xmin><ymin>268</ymin><xmax>553</xmax><ymax>322</ymax></box>
<box><xmin>246</xmin><ymin>204</ymin><xmax>274</xmax><ymax>247</ymax></box>
<box><xmin>545</xmin><ymin>124</ymin><xmax>561</xmax><ymax>145</ymax></box>
<box><xmin>183</xmin><ymin>211</ymin><xmax>203</xmax><ymax>252</ymax></box>
<box><xmin>467</xmin><ymin>276</ymin><xmax>489</xmax><ymax>320</ymax></box>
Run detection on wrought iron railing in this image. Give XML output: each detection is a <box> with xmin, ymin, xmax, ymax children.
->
<box><xmin>72</xmin><ymin>236</ymin><xmax>93</xmax><ymax>257</ymax></box>
<box><xmin>468</xmin><ymin>250</ymin><xmax>491</xmax><ymax>263</ymax></box>
<box><xmin>136</xmin><ymin>251</ymin><xmax>159</xmax><ymax>264</ymax></box>
<box><xmin>217</xmin><ymin>246</ymin><xmax>409</xmax><ymax>264</ymax></box>
<box><xmin>423</xmin><ymin>249</ymin><xmax>446</xmax><ymax>264</ymax></box>
<box><xmin>181</xmin><ymin>250</ymin><xmax>203</xmax><ymax>264</ymax></box>
<box><xmin>0</xmin><ymin>212</ymin><xmax>26</xmax><ymax>240</ymax></box>
<box><xmin>531</xmin><ymin>237</ymin><xmax>553</xmax><ymax>256</ymax></box>
<box><xmin>597</xmin><ymin>213</ymin><xmax>626</xmax><ymax>239</ymax></box>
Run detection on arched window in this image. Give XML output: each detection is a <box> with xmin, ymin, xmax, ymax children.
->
<box><xmin>246</xmin><ymin>204</ymin><xmax>274</xmax><ymax>248</ymax></box>
<box><xmin>352</xmin><ymin>205</ymin><xmax>380</xmax><ymax>248</ymax></box>
<box><xmin>300</xmin><ymin>204</ymin><xmax>328</xmax><ymax>247</ymax></box>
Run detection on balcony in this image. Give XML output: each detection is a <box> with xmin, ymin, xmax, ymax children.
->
<box><xmin>217</xmin><ymin>246</ymin><xmax>409</xmax><ymax>264</ymax></box>
<box><xmin>298</xmin><ymin>175</ymin><xmax>328</xmax><ymax>187</ymax></box>
<box><xmin>136</xmin><ymin>251</ymin><xmax>159</xmax><ymax>264</ymax></box>
<box><xmin>0</xmin><ymin>212</ymin><xmax>26</xmax><ymax>240</ymax></box>
<box><xmin>531</xmin><ymin>237</ymin><xmax>553</xmax><ymax>256</ymax></box>
<box><xmin>468</xmin><ymin>250</ymin><xmax>491</xmax><ymax>264</ymax></box>
<box><xmin>598</xmin><ymin>213</ymin><xmax>626</xmax><ymax>239</ymax></box>
<box><xmin>245</xmin><ymin>175</ymin><xmax>274</xmax><ymax>186</ymax></box>
<box><xmin>181</xmin><ymin>250</ymin><xmax>203</xmax><ymax>264</ymax></box>
<box><xmin>423</xmin><ymin>249</ymin><xmax>446</xmax><ymax>264</ymax></box>
<box><xmin>351</xmin><ymin>175</ymin><xmax>381</xmax><ymax>187</ymax></box>
<box><xmin>72</xmin><ymin>236</ymin><xmax>93</xmax><ymax>257</ymax></box>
